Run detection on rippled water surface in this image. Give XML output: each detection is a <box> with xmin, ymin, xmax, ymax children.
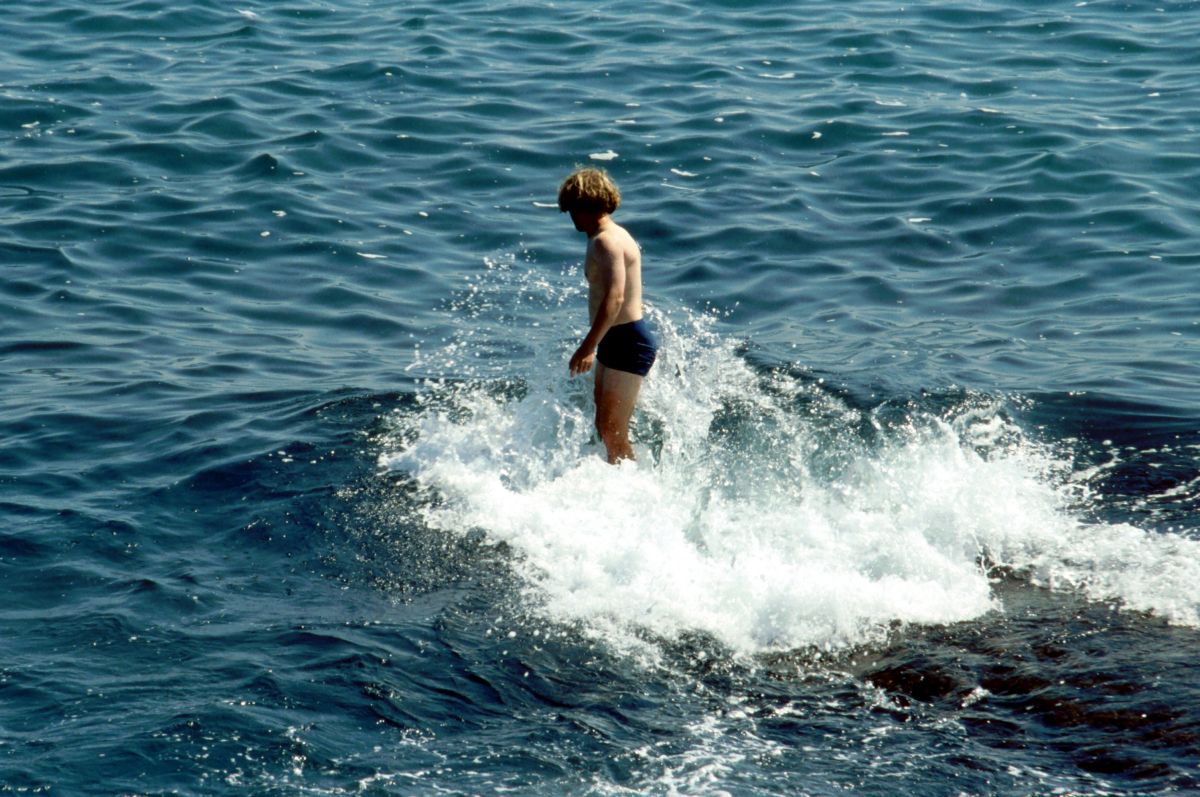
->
<box><xmin>2</xmin><ymin>0</ymin><xmax>1199</xmax><ymax>794</ymax></box>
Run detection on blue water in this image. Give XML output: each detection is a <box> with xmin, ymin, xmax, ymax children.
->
<box><xmin>3</xmin><ymin>0</ymin><xmax>1199</xmax><ymax>794</ymax></box>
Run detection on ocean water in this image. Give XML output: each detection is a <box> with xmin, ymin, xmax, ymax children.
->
<box><xmin>2</xmin><ymin>0</ymin><xmax>1199</xmax><ymax>793</ymax></box>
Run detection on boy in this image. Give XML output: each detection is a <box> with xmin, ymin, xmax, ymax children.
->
<box><xmin>558</xmin><ymin>167</ymin><xmax>657</xmax><ymax>464</ymax></box>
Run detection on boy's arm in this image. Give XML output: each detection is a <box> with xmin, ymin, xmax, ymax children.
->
<box><xmin>569</xmin><ymin>238</ymin><xmax>626</xmax><ymax>376</ymax></box>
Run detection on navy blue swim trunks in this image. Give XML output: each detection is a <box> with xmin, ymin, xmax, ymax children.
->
<box><xmin>597</xmin><ymin>318</ymin><xmax>658</xmax><ymax>377</ymax></box>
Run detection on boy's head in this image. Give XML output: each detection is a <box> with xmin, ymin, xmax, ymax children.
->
<box><xmin>557</xmin><ymin>167</ymin><xmax>621</xmax><ymax>216</ymax></box>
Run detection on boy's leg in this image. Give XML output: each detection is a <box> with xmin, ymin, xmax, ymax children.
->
<box><xmin>595</xmin><ymin>366</ymin><xmax>643</xmax><ymax>463</ymax></box>
<box><xmin>593</xmin><ymin>362</ymin><xmax>607</xmax><ymax>438</ymax></box>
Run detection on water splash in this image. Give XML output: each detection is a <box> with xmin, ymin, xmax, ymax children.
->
<box><xmin>380</xmin><ymin>257</ymin><xmax>1200</xmax><ymax>656</ymax></box>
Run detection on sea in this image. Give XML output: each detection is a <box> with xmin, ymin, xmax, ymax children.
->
<box><xmin>2</xmin><ymin>0</ymin><xmax>1198</xmax><ymax>794</ymax></box>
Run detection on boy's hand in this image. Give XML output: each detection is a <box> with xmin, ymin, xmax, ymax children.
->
<box><xmin>569</xmin><ymin>346</ymin><xmax>595</xmax><ymax>377</ymax></box>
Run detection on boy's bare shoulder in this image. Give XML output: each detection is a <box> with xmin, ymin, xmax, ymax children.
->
<box><xmin>597</xmin><ymin>223</ymin><xmax>639</xmax><ymax>255</ymax></box>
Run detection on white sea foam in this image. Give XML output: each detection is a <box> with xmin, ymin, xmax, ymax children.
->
<box><xmin>379</xmin><ymin>260</ymin><xmax>1200</xmax><ymax>656</ymax></box>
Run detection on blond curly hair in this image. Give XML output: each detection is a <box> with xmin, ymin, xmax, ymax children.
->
<box><xmin>557</xmin><ymin>167</ymin><xmax>621</xmax><ymax>214</ymax></box>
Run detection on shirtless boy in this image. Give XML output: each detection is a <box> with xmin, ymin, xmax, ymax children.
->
<box><xmin>558</xmin><ymin>167</ymin><xmax>657</xmax><ymax>464</ymax></box>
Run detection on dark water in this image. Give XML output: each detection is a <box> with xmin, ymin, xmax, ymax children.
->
<box><xmin>2</xmin><ymin>0</ymin><xmax>1198</xmax><ymax>794</ymax></box>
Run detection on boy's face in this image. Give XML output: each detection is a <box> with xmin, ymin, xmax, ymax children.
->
<box><xmin>567</xmin><ymin>208</ymin><xmax>598</xmax><ymax>233</ymax></box>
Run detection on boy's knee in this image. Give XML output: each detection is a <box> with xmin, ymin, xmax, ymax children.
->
<box><xmin>596</xmin><ymin>415</ymin><xmax>613</xmax><ymax>440</ymax></box>
<box><xmin>598</xmin><ymin>419</ymin><xmax>626</xmax><ymax>444</ymax></box>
